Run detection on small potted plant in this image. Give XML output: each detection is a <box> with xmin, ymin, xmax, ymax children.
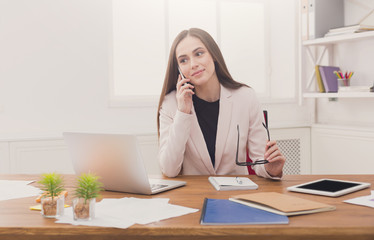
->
<box><xmin>37</xmin><ymin>173</ymin><xmax>65</xmax><ymax>218</ymax></box>
<box><xmin>73</xmin><ymin>173</ymin><xmax>103</xmax><ymax>221</ymax></box>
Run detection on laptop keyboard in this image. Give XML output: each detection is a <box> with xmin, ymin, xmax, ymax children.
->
<box><xmin>151</xmin><ymin>184</ymin><xmax>168</xmax><ymax>191</ymax></box>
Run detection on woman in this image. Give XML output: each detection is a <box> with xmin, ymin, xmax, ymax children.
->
<box><xmin>157</xmin><ymin>28</ymin><xmax>285</xmax><ymax>179</ymax></box>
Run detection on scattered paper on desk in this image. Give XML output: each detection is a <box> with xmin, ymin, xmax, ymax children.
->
<box><xmin>0</xmin><ymin>180</ymin><xmax>40</xmax><ymax>201</ymax></box>
<box><xmin>55</xmin><ymin>197</ymin><xmax>198</xmax><ymax>229</ymax></box>
<box><xmin>344</xmin><ymin>190</ymin><xmax>374</xmax><ymax>208</ymax></box>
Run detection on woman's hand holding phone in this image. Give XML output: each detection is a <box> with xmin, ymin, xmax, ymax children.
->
<box><xmin>176</xmin><ymin>74</ymin><xmax>194</xmax><ymax>114</ymax></box>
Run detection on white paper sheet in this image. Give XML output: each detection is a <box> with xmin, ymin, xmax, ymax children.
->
<box><xmin>55</xmin><ymin>197</ymin><xmax>198</xmax><ymax>228</ymax></box>
<box><xmin>0</xmin><ymin>180</ymin><xmax>41</xmax><ymax>201</ymax></box>
<box><xmin>344</xmin><ymin>190</ymin><xmax>374</xmax><ymax>208</ymax></box>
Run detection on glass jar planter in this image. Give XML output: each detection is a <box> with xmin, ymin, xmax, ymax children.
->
<box><xmin>41</xmin><ymin>195</ymin><xmax>64</xmax><ymax>218</ymax></box>
<box><xmin>73</xmin><ymin>198</ymin><xmax>96</xmax><ymax>221</ymax></box>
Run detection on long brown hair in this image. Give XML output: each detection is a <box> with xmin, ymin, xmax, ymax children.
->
<box><xmin>157</xmin><ymin>28</ymin><xmax>248</xmax><ymax>137</ymax></box>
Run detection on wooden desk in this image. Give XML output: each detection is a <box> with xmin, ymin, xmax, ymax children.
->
<box><xmin>0</xmin><ymin>174</ymin><xmax>373</xmax><ymax>240</ymax></box>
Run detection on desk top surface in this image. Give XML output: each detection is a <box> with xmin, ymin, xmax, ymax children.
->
<box><xmin>1</xmin><ymin>174</ymin><xmax>373</xmax><ymax>240</ymax></box>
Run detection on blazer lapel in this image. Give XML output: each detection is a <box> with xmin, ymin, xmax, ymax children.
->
<box><xmin>189</xmin><ymin>105</ymin><xmax>216</xmax><ymax>174</ymax></box>
<box><xmin>214</xmin><ymin>86</ymin><xmax>233</xmax><ymax>170</ymax></box>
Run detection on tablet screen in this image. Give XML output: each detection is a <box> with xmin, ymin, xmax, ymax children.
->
<box><xmin>296</xmin><ymin>179</ymin><xmax>360</xmax><ymax>192</ymax></box>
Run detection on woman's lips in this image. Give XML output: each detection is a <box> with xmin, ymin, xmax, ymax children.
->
<box><xmin>191</xmin><ymin>69</ymin><xmax>204</xmax><ymax>77</ymax></box>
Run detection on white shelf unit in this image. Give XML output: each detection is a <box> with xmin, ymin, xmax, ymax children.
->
<box><xmin>303</xmin><ymin>91</ymin><xmax>374</xmax><ymax>98</ymax></box>
<box><xmin>301</xmin><ymin>31</ymin><xmax>374</xmax><ymax>99</ymax></box>
<box><xmin>303</xmin><ymin>31</ymin><xmax>374</xmax><ymax>46</ymax></box>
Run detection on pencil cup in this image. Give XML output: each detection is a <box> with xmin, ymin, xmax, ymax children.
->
<box><xmin>338</xmin><ymin>78</ymin><xmax>350</xmax><ymax>87</ymax></box>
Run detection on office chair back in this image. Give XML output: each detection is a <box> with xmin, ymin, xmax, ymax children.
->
<box><xmin>247</xmin><ymin>110</ymin><xmax>268</xmax><ymax>175</ymax></box>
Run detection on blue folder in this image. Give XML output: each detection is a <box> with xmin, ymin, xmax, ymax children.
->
<box><xmin>200</xmin><ymin>198</ymin><xmax>289</xmax><ymax>225</ymax></box>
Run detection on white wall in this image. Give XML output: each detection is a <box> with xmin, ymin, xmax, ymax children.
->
<box><xmin>315</xmin><ymin>37</ymin><xmax>374</xmax><ymax>127</ymax></box>
<box><xmin>306</xmin><ymin>0</ymin><xmax>374</xmax><ymax>174</ymax></box>
<box><xmin>0</xmin><ymin>0</ymin><xmax>158</xmax><ymax>137</ymax></box>
<box><xmin>3</xmin><ymin>0</ymin><xmax>372</xmax><ymax>175</ymax></box>
<box><xmin>313</xmin><ymin>0</ymin><xmax>374</xmax><ymax>128</ymax></box>
<box><xmin>0</xmin><ymin>0</ymin><xmax>311</xmax><ymax>138</ymax></box>
<box><xmin>302</xmin><ymin>0</ymin><xmax>374</xmax><ymax>120</ymax></box>
<box><xmin>0</xmin><ymin>0</ymin><xmax>312</xmax><ymax>175</ymax></box>
<box><xmin>310</xmin><ymin>38</ymin><xmax>374</xmax><ymax>174</ymax></box>
<box><xmin>312</xmin><ymin>124</ymin><xmax>374</xmax><ymax>174</ymax></box>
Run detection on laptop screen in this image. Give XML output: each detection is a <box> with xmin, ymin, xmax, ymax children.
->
<box><xmin>64</xmin><ymin>132</ymin><xmax>153</xmax><ymax>194</ymax></box>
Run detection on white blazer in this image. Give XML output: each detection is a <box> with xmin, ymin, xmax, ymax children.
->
<box><xmin>158</xmin><ymin>85</ymin><xmax>277</xmax><ymax>179</ymax></box>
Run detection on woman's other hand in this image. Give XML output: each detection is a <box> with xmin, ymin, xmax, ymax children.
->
<box><xmin>264</xmin><ymin>140</ymin><xmax>285</xmax><ymax>178</ymax></box>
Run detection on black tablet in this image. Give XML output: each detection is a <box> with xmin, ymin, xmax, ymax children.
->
<box><xmin>287</xmin><ymin>179</ymin><xmax>371</xmax><ymax>197</ymax></box>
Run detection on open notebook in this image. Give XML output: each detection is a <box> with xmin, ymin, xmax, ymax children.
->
<box><xmin>64</xmin><ymin>132</ymin><xmax>185</xmax><ymax>195</ymax></box>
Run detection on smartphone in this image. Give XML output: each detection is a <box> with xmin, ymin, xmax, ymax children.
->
<box><xmin>178</xmin><ymin>67</ymin><xmax>186</xmax><ymax>80</ymax></box>
<box><xmin>178</xmin><ymin>67</ymin><xmax>194</xmax><ymax>90</ymax></box>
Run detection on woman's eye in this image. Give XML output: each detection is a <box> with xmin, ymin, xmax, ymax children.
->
<box><xmin>196</xmin><ymin>51</ymin><xmax>204</xmax><ymax>56</ymax></box>
<box><xmin>179</xmin><ymin>58</ymin><xmax>187</xmax><ymax>64</ymax></box>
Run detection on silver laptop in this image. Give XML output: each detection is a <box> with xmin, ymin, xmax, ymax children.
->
<box><xmin>63</xmin><ymin>132</ymin><xmax>186</xmax><ymax>195</ymax></box>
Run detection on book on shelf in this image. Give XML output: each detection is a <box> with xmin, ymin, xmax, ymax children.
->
<box><xmin>229</xmin><ymin>192</ymin><xmax>336</xmax><ymax>216</ymax></box>
<box><xmin>301</xmin><ymin>0</ymin><xmax>309</xmax><ymax>40</ymax></box>
<box><xmin>325</xmin><ymin>9</ymin><xmax>374</xmax><ymax>37</ymax></box>
<box><xmin>200</xmin><ymin>198</ymin><xmax>289</xmax><ymax>225</ymax></box>
<box><xmin>325</xmin><ymin>25</ymin><xmax>374</xmax><ymax>37</ymax></box>
<box><xmin>315</xmin><ymin>65</ymin><xmax>325</xmax><ymax>93</ymax></box>
<box><xmin>307</xmin><ymin>0</ymin><xmax>344</xmax><ymax>39</ymax></box>
<box><xmin>338</xmin><ymin>86</ymin><xmax>374</xmax><ymax>93</ymax></box>
<box><xmin>208</xmin><ymin>176</ymin><xmax>258</xmax><ymax>191</ymax></box>
<box><xmin>319</xmin><ymin>65</ymin><xmax>340</xmax><ymax>93</ymax></box>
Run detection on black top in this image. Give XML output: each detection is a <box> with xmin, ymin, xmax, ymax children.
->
<box><xmin>193</xmin><ymin>94</ymin><xmax>220</xmax><ymax>167</ymax></box>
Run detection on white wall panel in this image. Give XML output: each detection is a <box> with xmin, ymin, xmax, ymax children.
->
<box><xmin>1</xmin><ymin>127</ymin><xmax>311</xmax><ymax>175</ymax></box>
<box><xmin>9</xmin><ymin>140</ymin><xmax>73</xmax><ymax>174</ymax></box>
<box><xmin>220</xmin><ymin>0</ymin><xmax>267</xmax><ymax>95</ymax></box>
<box><xmin>311</xmin><ymin>124</ymin><xmax>374</xmax><ymax>174</ymax></box>
<box><xmin>0</xmin><ymin>143</ymin><xmax>10</xmax><ymax>174</ymax></box>
<box><xmin>1</xmin><ymin>135</ymin><xmax>159</xmax><ymax>175</ymax></box>
<box><xmin>137</xmin><ymin>134</ymin><xmax>161</xmax><ymax>175</ymax></box>
<box><xmin>112</xmin><ymin>0</ymin><xmax>166</xmax><ymax>97</ymax></box>
<box><xmin>168</xmin><ymin>0</ymin><xmax>217</xmax><ymax>46</ymax></box>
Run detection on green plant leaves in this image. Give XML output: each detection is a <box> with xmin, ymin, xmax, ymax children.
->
<box><xmin>37</xmin><ymin>173</ymin><xmax>65</xmax><ymax>199</ymax></box>
<box><xmin>74</xmin><ymin>173</ymin><xmax>104</xmax><ymax>201</ymax></box>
